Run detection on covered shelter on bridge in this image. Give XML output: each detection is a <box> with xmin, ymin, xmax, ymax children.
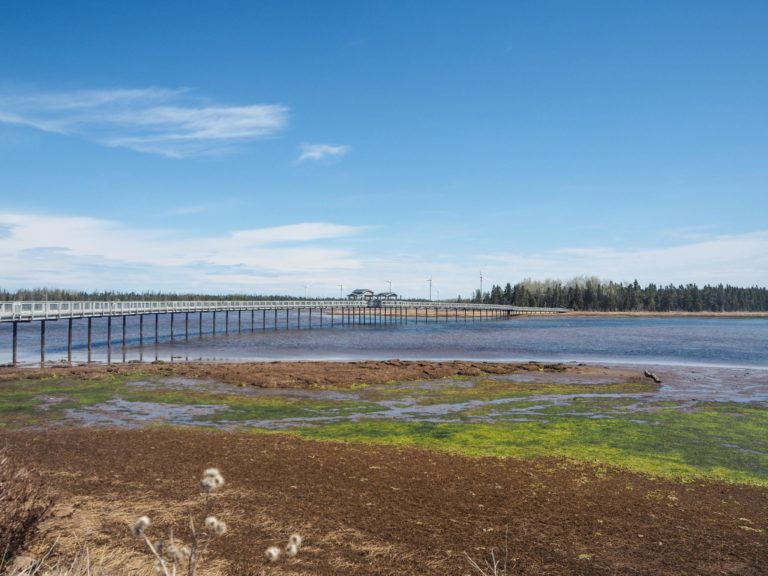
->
<box><xmin>347</xmin><ymin>288</ymin><xmax>374</xmax><ymax>301</ymax></box>
<box><xmin>375</xmin><ymin>292</ymin><xmax>399</xmax><ymax>300</ymax></box>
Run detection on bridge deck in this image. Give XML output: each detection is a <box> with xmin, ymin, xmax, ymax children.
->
<box><xmin>0</xmin><ymin>300</ymin><xmax>568</xmax><ymax>322</ymax></box>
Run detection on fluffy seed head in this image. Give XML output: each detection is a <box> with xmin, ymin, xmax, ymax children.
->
<box><xmin>265</xmin><ymin>546</ymin><xmax>281</xmax><ymax>562</ymax></box>
<box><xmin>204</xmin><ymin>516</ymin><xmax>218</xmax><ymax>530</ymax></box>
<box><xmin>166</xmin><ymin>544</ymin><xmax>181</xmax><ymax>560</ymax></box>
<box><xmin>214</xmin><ymin>520</ymin><xmax>228</xmax><ymax>536</ymax></box>
<box><xmin>285</xmin><ymin>543</ymin><xmax>299</xmax><ymax>557</ymax></box>
<box><xmin>200</xmin><ymin>468</ymin><xmax>225</xmax><ymax>490</ymax></box>
<box><xmin>132</xmin><ymin>515</ymin><xmax>151</xmax><ymax>537</ymax></box>
<box><xmin>289</xmin><ymin>533</ymin><xmax>302</xmax><ymax>547</ymax></box>
<box><xmin>154</xmin><ymin>540</ymin><xmax>165</xmax><ymax>555</ymax></box>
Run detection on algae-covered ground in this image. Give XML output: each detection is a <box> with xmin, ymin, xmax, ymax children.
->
<box><xmin>1</xmin><ymin>367</ymin><xmax>766</xmax><ymax>486</ymax></box>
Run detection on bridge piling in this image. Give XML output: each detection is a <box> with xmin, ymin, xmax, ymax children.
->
<box><xmin>40</xmin><ymin>320</ymin><xmax>45</xmax><ymax>366</ymax></box>
<box><xmin>87</xmin><ymin>318</ymin><xmax>92</xmax><ymax>363</ymax></box>
<box><xmin>12</xmin><ymin>321</ymin><xmax>17</xmax><ymax>366</ymax></box>
<box><xmin>67</xmin><ymin>319</ymin><xmax>73</xmax><ymax>364</ymax></box>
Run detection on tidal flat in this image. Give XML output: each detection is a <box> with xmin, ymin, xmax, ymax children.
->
<box><xmin>1</xmin><ymin>361</ymin><xmax>766</xmax><ymax>486</ymax></box>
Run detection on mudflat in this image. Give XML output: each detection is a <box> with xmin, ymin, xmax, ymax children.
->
<box><xmin>0</xmin><ymin>359</ymin><xmax>635</xmax><ymax>389</ymax></box>
<box><xmin>3</xmin><ymin>428</ymin><xmax>766</xmax><ymax>576</ymax></box>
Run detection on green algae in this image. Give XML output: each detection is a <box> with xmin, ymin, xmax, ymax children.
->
<box><xmin>292</xmin><ymin>401</ymin><xmax>768</xmax><ymax>486</ymax></box>
<box><xmin>359</xmin><ymin>377</ymin><xmax>660</xmax><ymax>405</ymax></box>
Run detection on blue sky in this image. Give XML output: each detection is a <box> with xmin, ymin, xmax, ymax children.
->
<box><xmin>0</xmin><ymin>1</ymin><xmax>766</xmax><ymax>298</ymax></box>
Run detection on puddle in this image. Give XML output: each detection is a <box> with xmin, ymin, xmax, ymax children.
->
<box><xmin>33</xmin><ymin>395</ymin><xmax>68</xmax><ymax>411</ymax></box>
<box><xmin>65</xmin><ymin>398</ymin><xmax>227</xmax><ymax>428</ymax></box>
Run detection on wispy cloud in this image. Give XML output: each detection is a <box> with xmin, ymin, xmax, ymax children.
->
<box><xmin>0</xmin><ymin>88</ymin><xmax>288</xmax><ymax>157</ymax></box>
<box><xmin>295</xmin><ymin>143</ymin><xmax>350</xmax><ymax>164</ymax></box>
<box><xmin>481</xmin><ymin>231</ymin><xmax>768</xmax><ymax>288</ymax></box>
<box><xmin>0</xmin><ymin>213</ymin><xmax>364</xmax><ymax>291</ymax></box>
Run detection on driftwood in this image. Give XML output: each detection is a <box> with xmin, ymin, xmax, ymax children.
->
<box><xmin>644</xmin><ymin>370</ymin><xmax>662</xmax><ymax>384</ymax></box>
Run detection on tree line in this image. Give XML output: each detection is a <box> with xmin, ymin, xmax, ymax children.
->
<box><xmin>2</xmin><ymin>280</ymin><xmax>767</xmax><ymax>311</ymax></box>
<box><xmin>0</xmin><ymin>289</ymin><xmax>305</xmax><ymax>302</ymax></box>
<box><xmin>462</xmin><ymin>278</ymin><xmax>768</xmax><ymax>312</ymax></box>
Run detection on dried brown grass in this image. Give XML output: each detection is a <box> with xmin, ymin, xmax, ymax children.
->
<box><xmin>0</xmin><ymin>447</ymin><xmax>53</xmax><ymax>568</ymax></box>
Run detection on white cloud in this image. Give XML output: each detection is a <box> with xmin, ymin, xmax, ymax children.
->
<box><xmin>0</xmin><ymin>213</ymin><xmax>364</xmax><ymax>292</ymax></box>
<box><xmin>0</xmin><ymin>88</ymin><xmax>288</xmax><ymax>157</ymax></box>
<box><xmin>295</xmin><ymin>143</ymin><xmax>350</xmax><ymax>164</ymax></box>
<box><xmin>480</xmin><ymin>231</ymin><xmax>768</xmax><ymax>288</ymax></box>
<box><xmin>0</xmin><ymin>211</ymin><xmax>765</xmax><ymax>297</ymax></box>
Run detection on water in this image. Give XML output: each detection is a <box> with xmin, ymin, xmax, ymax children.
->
<box><xmin>1</xmin><ymin>313</ymin><xmax>767</xmax><ymax>369</ymax></box>
<box><xmin>56</xmin><ymin>365</ymin><xmax>768</xmax><ymax>430</ymax></box>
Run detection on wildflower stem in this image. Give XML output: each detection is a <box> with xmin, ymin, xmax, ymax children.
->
<box><xmin>142</xmin><ymin>534</ymin><xmax>171</xmax><ymax>576</ymax></box>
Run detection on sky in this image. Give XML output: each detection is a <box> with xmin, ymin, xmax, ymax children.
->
<box><xmin>0</xmin><ymin>0</ymin><xmax>766</xmax><ymax>298</ymax></box>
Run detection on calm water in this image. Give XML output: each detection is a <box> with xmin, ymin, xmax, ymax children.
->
<box><xmin>1</xmin><ymin>313</ymin><xmax>767</xmax><ymax>369</ymax></box>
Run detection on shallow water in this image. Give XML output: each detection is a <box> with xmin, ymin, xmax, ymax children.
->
<box><xmin>3</xmin><ymin>315</ymin><xmax>768</xmax><ymax>368</ymax></box>
<box><xmin>53</xmin><ymin>363</ymin><xmax>767</xmax><ymax>430</ymax></box>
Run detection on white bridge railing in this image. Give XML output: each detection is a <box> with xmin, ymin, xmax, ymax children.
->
<box><xmin>0</xmin><ymin>300</ymin><xmax>568</xmax><ymax>322</ymax></box>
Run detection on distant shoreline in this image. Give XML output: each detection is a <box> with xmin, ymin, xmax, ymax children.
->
<box><xmin>556</xmin><ymin>311</ymin><xmax>768</xmax><ymax>318</ymax></box>
<box><xmin>563</xmin><ymin>311</ymin><xmax>768</xmax><ymax>318</ymax></box>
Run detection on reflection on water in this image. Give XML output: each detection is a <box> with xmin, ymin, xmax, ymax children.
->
<box><xmin>2</xmin><ymin>314</ymin><xmax>767</xmax><ymax>368</ymax></box>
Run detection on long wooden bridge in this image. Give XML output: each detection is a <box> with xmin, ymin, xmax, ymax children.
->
<box><xmin>0</xmin><ymin>300</ymin><xmax>568</xmax><ymax>366</ymax></box>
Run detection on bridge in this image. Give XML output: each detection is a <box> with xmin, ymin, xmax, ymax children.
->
<box><xmin>0</xmin><ymin>300</ymin><xmax>569</xmax><ymax>366</ymax></box>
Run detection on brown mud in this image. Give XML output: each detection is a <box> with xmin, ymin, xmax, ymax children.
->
<box><xmin>0</xmin><ymin>359</ymin><xmax>639</xmax><ymax>389</ymax></box>
<box><xmin>2</xmin><ymin>428</ymin><xmax>766</xmax><ymax>576</ymax></box>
